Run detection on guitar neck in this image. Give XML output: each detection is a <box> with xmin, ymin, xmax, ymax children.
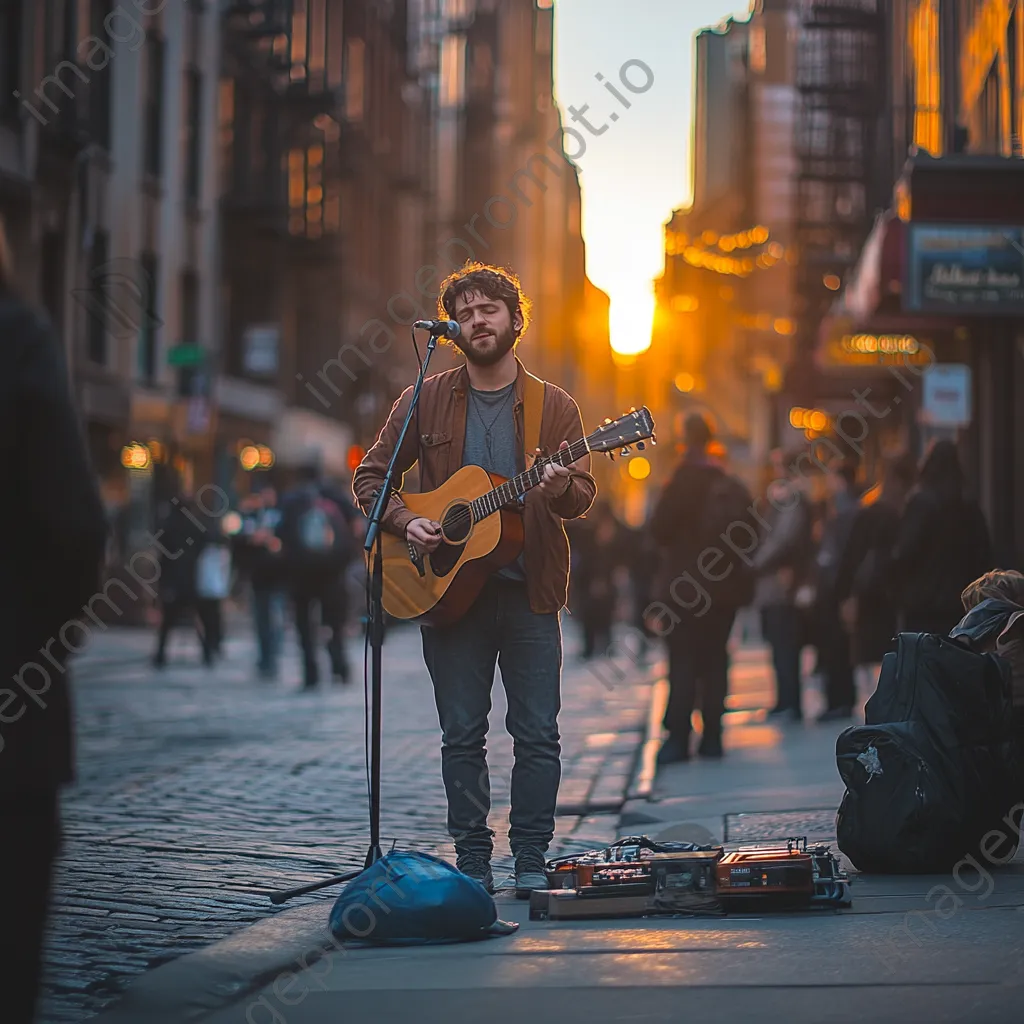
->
<box><xmin>469</xmin><ymin>435</ymin><xmax>591</xmax><ymax>521</ymax></box>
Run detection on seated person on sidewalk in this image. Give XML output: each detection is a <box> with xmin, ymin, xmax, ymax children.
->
<box><xmin>950</xmin><ymin>569</ymin><xmax>1024</xmax><ymax>768</ymax></box>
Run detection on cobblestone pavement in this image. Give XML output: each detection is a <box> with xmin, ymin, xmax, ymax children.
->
<box><xmin>39</xmin><ymin>612</ymin><xmax>655</xmax><ymax>1022</ymax></box>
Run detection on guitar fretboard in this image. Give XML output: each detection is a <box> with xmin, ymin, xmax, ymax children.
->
<box><xmin>469</xmin><ymin>435</ymin><xmax>591</xmax><ymax>519</ymax></box>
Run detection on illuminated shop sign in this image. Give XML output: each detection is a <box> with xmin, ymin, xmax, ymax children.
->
<box><xmin>905</xmin><ymin>224</ymin><xmax>1024</xmax><ymax>314</ymax></box>
<box><xmin>825</xmin><ymin>333</ymin><xmax>931</xmax><ymax>366</ymax></box>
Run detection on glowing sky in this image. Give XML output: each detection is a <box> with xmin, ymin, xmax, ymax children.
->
<box><xmin>552</xmin><ymin>0</ymin><xmax>751</xmax><ymax>354</ymax></box>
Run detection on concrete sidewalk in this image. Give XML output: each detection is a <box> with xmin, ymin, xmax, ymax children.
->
<box><xmin>619</xmin><ymin>643</ymin><xmax>851</xmax><ymax>846</ymax></box>
<box><xmin>89</xmin><ymin>639</ymin><xmax>1024</xmax><ymax>1023</ymax></box>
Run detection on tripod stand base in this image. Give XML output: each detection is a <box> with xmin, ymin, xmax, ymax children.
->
<box><xmin>268</xmin><ymin>868</ymin><xmax>361</xmax><ymax>906</ymax></box>
<box><xmin>266</xmin><ymin>845</ymin><xmax>385</xmax><ymax>905</ymax></box>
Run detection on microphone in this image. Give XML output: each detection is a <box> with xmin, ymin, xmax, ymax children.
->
<box><xmin>413</xmin><ymin>319</ymin><xmax>460</xmax><ymax>339</ymax></box>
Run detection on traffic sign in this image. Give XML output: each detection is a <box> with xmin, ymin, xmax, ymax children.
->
<box><xmin>167</xmin><ymin>343</ymin><xmax>205</xmax><ymax>367</ymax></box>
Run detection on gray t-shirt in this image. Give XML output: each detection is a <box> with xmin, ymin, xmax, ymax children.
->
<box><xmin>462</xmin><ymin>382</ymin><xmax>525</xmax><ymax>580</ymax></box>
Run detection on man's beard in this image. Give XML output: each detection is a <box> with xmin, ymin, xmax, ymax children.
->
<box><xmin>456</xmin><ymin>325</ymin><xmax>517</xmax><ymax>367</ymax></box>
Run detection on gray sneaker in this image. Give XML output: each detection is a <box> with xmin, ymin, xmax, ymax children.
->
<box><xmin>514</xmin><ymin>848</ymin><xmax>549</xmax><ymax>899</ymax></box>
<box><xmin>457</xmin><ymin>853</ymin><xmax>494</xmax><ymax>894</ymax></box>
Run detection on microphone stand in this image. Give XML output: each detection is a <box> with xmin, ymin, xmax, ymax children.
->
<box><xmin>268</xmin><ymin>330</ymin><xmax>441</xmax><ymax>905</ymax></box>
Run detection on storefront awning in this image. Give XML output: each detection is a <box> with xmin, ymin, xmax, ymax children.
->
<box><xmin>839</xmin><ymin>210</ymin><xmax>905</xmax><ymax>323</ymax></box>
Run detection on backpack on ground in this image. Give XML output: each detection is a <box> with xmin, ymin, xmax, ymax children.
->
<box><xmin>836</xmin><ymin>631</ymin><xmax>1021</xmax><ymax>873</ymax></box>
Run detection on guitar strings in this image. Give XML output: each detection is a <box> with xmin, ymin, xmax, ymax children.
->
<box><xmin>437</xmin><ymin>434</ymin><xmax>593</xmax><ymax>537</ymax></box>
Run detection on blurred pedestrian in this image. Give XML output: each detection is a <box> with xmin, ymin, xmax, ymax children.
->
<box><xmin>891</xmin><ymin>439</ymin><xmax>993</xmax><ymax>635</ymax></box>
<box><xmin>626</xmin><ymin>521</ymin><xmax>659</xmax><ymax>662</ymax></box>
<box><xmin>278</xmin><ymin>457</ymin><xmax>359</xmax><ymax>688</ymax></box>
<box><xmin>152</xmin><ymin>494</ymin><xmax>215</xmax><ymax>667</ymax></box>
<box><xmin>834</xmin><ymin>452</ymin><xmax>917</xmax><ymax>685</ymax></box>
<box><xmin>0</xmin><ymin>219</ymin><xmax>108</xmax><ymax>1024</ymax></box>
<box><xmin>812</xmin><ymin>456</ymin><xmax>863</xmax><ymax>722</ymax></box>
<box><xmin>752</xmin><ymin>455</ymin><xmax>815</xmax><ymax>721</ymax></box>
<box><xmin>195</xmin><ymin>514</ymin><xmax>232</xmax><ymax>659</ymax></box>
<box><xmin>649</xmin><ymin>413</ymin><xmax>756</xmax><ymax>762</ymax></box>
<box><xmin>232</xmin><ymin>486</ymin><xmax>286</xmax><ymax>679</ymax></box>
<box><xmin>571</xmin><ymin>500</ymin><xmax>625</xmax><ymax>659</ymax></box>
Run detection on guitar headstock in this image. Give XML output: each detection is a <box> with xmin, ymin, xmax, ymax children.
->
<box><xmin>589</xmin><ymin>407</ymin><xmax>656</xmax><ymax>458</ymax></box>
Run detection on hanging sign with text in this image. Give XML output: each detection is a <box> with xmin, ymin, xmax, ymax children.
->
<box><xmin>921</xmin><ymin>363</ymin><xmax>972</xmax><ymax>427</ymax></box>
<box><xmin>905</xmin><ymin>224</ymin><xmax>1024</xmax><ymax>314</ymax></box>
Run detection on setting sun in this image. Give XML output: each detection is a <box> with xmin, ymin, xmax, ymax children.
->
<box><xmin>608</xmin><ymin>283</ymin><xmax>656</xmax><ymax>356</ymax></box>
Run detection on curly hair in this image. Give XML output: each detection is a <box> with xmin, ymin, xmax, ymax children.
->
<box><xmin>437</xmin><ymin>261</ymin><xmax>533</xmax><ymax>342</ymax></box>
<box><xmin>962</xmin><ymin>569</ymin><xmax>1024</xmax><ymax>611</ymax></box>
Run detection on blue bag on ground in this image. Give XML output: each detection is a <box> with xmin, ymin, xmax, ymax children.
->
<box><xmin>329</xmin><ymin>850</ymin><xmax>518</xmax><ymax>945</ymax></box>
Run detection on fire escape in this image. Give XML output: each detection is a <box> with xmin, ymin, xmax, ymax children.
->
<box><xmin>221</xmin><ymin>1</ymin><xmax>351</xmax><ymax>386</ymax></box>
<box><xmin>790</xmin><ymin>0</ymin><xmax>885</xmax><ymax>397</ymax></box>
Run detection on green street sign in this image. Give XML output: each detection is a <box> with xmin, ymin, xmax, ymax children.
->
<box><xmin>167</xmin><ymin>343</ymin><xmax>205</xmax><ymax>367</ymax></box>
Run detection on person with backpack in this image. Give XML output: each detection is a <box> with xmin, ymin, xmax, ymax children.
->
<box><xmin>278</xmin><ymin>458</ymin><xmax>359</xmax><ymax>689</ymax></box>
<box><xmin>648</xmin><ymin>413</ymin><xmax>757</xmax><ymax>763</ymax></box>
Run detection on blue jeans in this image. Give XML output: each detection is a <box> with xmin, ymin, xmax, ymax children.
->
<box><xmin>252</xmin><ymin>586</ymin><xmax>285</xmax><ymax>674</ymax></box>
<box><xmin>421</xmin><ymin>577</ymin><xmax>562</xmax><ymax>860</ymax></box>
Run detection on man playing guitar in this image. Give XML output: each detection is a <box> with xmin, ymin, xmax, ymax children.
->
<box><xmin>352</xmin><ymin>261</ymin><xmax>596</xmax><ymax>896</ymax></box>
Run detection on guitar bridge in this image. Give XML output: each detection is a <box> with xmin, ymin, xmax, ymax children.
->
<box><xmin>408</xmin><ymin>541</ymin><xmax>426</xmax><ymax>577</ymax></box>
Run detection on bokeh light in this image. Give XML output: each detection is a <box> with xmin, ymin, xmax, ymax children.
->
<box><xmin>627</xmin><ymin>456</ymin><xmax>651</xmax><ymax>480</ymax></box>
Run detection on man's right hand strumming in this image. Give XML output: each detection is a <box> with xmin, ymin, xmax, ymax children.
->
<box><xmin>406</xmin><ymin>517</ymin><xmax>443</xmax><ymax>553</ymax></box>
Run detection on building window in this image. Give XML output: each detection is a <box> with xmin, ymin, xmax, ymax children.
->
<box><xmin>184</xmin><ymin>69</ymin><xmax>202</xmax><ymax>202</ymax></box>
<box><xmin>218</xmin><ymin>77</ymin><xmax>234</xmax><ymax>195</ymax></box>
<box><xmin>910</xmin><ymin>0</ymin><xmax>941</xmax><ymax>155</ymax></box>
<box><xmin>979</xmin><ymin>63</ymin><xmax>1002</xmax><ymax>153</ymax></box>
<box><xmin>87</xmin><ymin>229</ymin><xmax>109</xmax><ymax>365</ymax></box>
<box><xmin>345</xmin><ymin>37</ymin><xmax>365</xmax><ymax>121</ymax></box>
<box><xmin>138</xmin><ymin>252</ymin><xmax>159</xmax><ymax>385</ymax></box>
<box><xmin>439</xmin><ymin>34</ymin><xmax>466</xmax><ymax>110</ymax></box>
<box><xmin>144</xmin><ymin>36</ymin><xmax>165</xmax><ymax>177</ymax></box>
<box><xmin>181</xmin><ymin>269</ymin><xmax>199</xmax><ymax>343</ymax></box>
<box><xmin>90</xmin><ymin>0</ymin><xmax>113</xmax><ymax>148</ymax></box>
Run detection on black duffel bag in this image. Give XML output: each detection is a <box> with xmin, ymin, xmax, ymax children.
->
<box><xmin>836</xmin><ymin>632</ymin><xmax>1021</xmax><ymax>873</ymax></box>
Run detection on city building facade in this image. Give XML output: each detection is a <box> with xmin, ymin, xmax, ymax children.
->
<box><xmin>827</xmin><ymin>0</ymin><xmax>1024</xmax><ymax>565</ymax></box>
<box><xmin>650</xmin><ymin>0</ymin><xmax>801</xmax><ymax>491</ymax></box>
<box><xmin>1</xmin><ymin>0</ymin><xmax>222</xmax><ymax>560</ymax></box>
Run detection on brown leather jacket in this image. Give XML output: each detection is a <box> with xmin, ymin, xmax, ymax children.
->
<box><xmin>352</xmin><ymin>358</ymin><xmax>596</xmax><ymax>613</ymax></box>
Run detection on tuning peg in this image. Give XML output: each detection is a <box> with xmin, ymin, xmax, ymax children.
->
<box><xmin>636</xmin><ymin>441</ymin><xmax>646</xmax><ymax>451</ymax></box>
<box><xmin>650</xmin><ymin>434</ymin><xmax>658</xmax><ymax>446</ymax></box>
<box><xmin>603</xmin><ymin>417</ymin><xmax>612</xmax><ymax>425</ymax></box>
<box><xmin>629</xmin><ymin>406</ymin><xmax>636</xmax><ymax>413</ymax></box>
<box><xmin>620</xmin><ymin>446</ymin><xmax>631</xmax><ymax>456</ymax></box>
<box><xmin>607</xmin><ymin>451</ymin><xmax>616</xmax><ymax>461</ymax></box>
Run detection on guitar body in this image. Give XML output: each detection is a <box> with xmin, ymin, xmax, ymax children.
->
<box><xmin>376</xmin><ymin>464</ymin><xmax>525</xmax><ymax>626</ymax></box>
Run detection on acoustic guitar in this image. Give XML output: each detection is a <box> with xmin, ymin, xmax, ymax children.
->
<box><xmin>376</xmin><ymin>407</ymin><xmax>656</xmax><ymax>625</ymax></box>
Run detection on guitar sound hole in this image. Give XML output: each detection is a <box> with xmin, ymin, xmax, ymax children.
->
<box><xmin>441</xmin><ymin>503</ymin><xmax>472</xmax><ymax>543</ymax></box>
<box><xmin>428</xmin><ymin>503</ymin><xmax>472</xmax><ymax>578</ymax></box>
